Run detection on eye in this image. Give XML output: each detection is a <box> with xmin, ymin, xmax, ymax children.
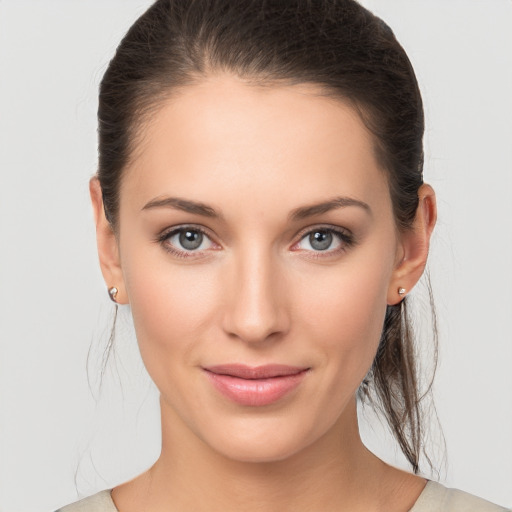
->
<box><xmin>172</xmin><ymin>229</ymin><xmax>206</xmax><ymax>251</ymax></box>
<box><xmin>158</xmin><ymin>226</ymin><xmax>217</xmax><ymax>257</ymax></box>
<box><xmin>293</xmin><ymin>227</ymin><xmax>354</xmax><ymax>255</ymax></box>
<box><xmin>305</xmin><ymin>230</ymin><xmax>336</xmax><ymax>251</ymax></box>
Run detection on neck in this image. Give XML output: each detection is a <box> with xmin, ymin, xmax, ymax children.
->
<box><xmin>112</xmin><ymin>396</ymin><xmax>421</xmax><ymax>512</ymax></box>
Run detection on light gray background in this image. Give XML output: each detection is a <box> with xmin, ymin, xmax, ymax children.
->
<box><xmin>0</xmin><ymin>1</ymin><xmax>511</xmax><ymax>511</ymax></box>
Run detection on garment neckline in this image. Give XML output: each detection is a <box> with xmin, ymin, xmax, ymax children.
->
<box><xmin>103</xmin><ymin>480</ymin><xmax>438</xmax><ymax>512</ymax></box>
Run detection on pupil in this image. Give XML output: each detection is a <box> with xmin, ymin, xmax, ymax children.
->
<box><xmin>179</xmin><ymin>230</ymin><xmax>203</xmax><ymax>250</ymax></box>
<box><xmin>310</xmin><ymin>231</ymin><xmax>332</xmax><ymax>251</ymax></box>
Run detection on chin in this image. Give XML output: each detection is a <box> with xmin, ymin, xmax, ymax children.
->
<box><xmin>197</xmin><ymin>416</ymin><xmax>323</xmax><ymax>464</ymax></box>
<box><xmin>213</xmin><ymin>436</ymin><xmax>306</xmax><ymax>464</ymax></box>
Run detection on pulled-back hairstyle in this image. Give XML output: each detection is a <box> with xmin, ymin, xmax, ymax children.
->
<box><xmin>98</xmin><ymin>0</ymin><xmax>435</xmax><ymax>473</ymax></box>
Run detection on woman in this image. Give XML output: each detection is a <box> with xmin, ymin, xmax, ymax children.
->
<box><xmin>55</xmin><ymin>1</ymin><xmax>509</xmax><ymax>511</ymax></box>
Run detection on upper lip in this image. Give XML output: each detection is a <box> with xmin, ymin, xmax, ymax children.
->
<box><xmin>204</xmin><ymin>364</ymin><xmax>309</xmax><ymax>379</ymax></box>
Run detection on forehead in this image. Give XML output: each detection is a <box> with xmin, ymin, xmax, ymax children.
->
<box><xmin>121</xmin><ymin>75</ymin><xmax>390</xmax><ymax>215</ymax></box>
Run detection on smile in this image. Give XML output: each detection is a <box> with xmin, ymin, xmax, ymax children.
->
<box><xmin>203</xmin><ymin>364</ymin><xmax>310</xmax><ymax>407</ymax></box>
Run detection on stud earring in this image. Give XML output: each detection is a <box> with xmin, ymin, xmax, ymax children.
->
<box><xmin>398</xmin><ymin>287</ymin><xmax>406</xmax><ymax>297</ymax></box>
<box><xmin>108</xmin><ymin>286</ymin><xmax>119</xmax><ymax>303</ymax></box>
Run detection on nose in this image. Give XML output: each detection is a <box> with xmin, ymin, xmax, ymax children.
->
<box><xmin>221</xmin><ymin>248</ymin><xmax>290</xmax><ymax>345</ymax></box>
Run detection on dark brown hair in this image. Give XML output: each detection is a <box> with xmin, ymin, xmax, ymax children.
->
<box><xmin>98</xmin><ymin>0</ymin><xmax>436</xmax><ymax>473</ymax></box>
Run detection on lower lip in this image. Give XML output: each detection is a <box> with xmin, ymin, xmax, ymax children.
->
<box><xmin>204</xmin><ymin>370</ymin><xmax>308</xmax><ymax>406</ymax></box>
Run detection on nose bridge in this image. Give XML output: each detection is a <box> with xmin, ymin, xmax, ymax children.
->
<box><xmin>222</xmin><ymin>243</ymin><xmax>288</xmax><ymax>344</ymax></box>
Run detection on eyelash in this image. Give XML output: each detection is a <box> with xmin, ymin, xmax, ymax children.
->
<box><xmin>156</xmin><ymin>225</ymin><xmax>355</xmax><ymax>259</ymax></box>
<box><xmin>156</xmin><ymin>225</ymin><xmax>218</xmax><ymax>259</ymax></box>
<box><xmin>291</xmin><ymin>225</ymin><xmax>355</xmax><ymax>259</ymax></box>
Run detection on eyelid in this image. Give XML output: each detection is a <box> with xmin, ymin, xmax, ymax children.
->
<box><xmin>157</xmin><ymin>223</ymin><xmax>211</xmax><ymax>240</ymax></box>
<box><xmin>290</xmin><ymin>224</ymin><xmax>355</xmax><ymax>254</ymax></box>
<box><xmin>292</xmin><ymin>223</ymin><xmax>353</xmax><ymax>242</ymax></box>
<box><xmin>155</xmin><ymin>223</ymin><xmax>354</xmax><ymax>259</ymax></box>
<box><xmin>156</xmin><ymin>224</ymin><xmax>221</xmax><ymax>258</ymax></box>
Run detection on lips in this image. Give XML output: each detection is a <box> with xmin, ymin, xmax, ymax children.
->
<box><xmin>203</xmin><ymin>364</ymin><xmax>309</xmax><ymax>406</ymax></box>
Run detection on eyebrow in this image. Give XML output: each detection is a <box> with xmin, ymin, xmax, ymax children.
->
<box><xmin>141</xmin><ymin>195</ymin><xmax>371</xmax><ymax>220</ymax></box>
<box><xmin>142</xmin><ymin>196</ymin><xmax>221</xmax><ymax>218</ymax></box>
<box><xmin>289</xmin><ymin>197</ymin><xmax>371</xmax><ymax>220</ymax></box>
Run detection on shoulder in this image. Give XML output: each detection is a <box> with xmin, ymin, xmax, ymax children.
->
<box><xmin>55</xmin><ymin>490</ymin><xmax>118</xmax><ymax>512</ymax></box>
<box><xmin>411</xmin><ymin>481</ymin><xmax>511</xmax><ymax>512</ymax></box>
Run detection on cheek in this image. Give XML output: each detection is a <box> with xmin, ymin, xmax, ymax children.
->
<box><xmin>295</xmin><ymin>249</ymin><xmax>394</xmax><ymax>382</ymax></box>
<box><xmin>120</xmin><ymin>244</ymin><xmax>220</xmax><ymax>377</ymax></box>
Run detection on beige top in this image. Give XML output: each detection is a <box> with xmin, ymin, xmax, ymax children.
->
<box><xmin>56</xmin><ymin>481</ymin><xmax>510</xmax><ymax>512</ymax></box>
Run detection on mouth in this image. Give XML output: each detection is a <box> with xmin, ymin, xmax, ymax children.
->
<box><xmin>203</xmin><ymin>364</ymin><xmax>310</xmax><ymax>406</ymax></box>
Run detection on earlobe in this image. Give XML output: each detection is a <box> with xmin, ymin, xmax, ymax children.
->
<box><xmin>90</xmin><ymin>177</ymin><xmax>127</xmax><ymax>304</ymax></box>
<box><xmin>387</xmin><ymin>184</ymin><xmax>437</xmax><ymax>305</ymax></box>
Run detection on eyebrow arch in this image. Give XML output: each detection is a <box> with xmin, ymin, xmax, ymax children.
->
<box><xmin>142</xmin><ymin>195</ymin><xmax>371</xmax><ymax>221</ymax></box>
<box><xmin>142</xmin><ymin>196</ymin><xmax>221</xmax><ymax>218</ymax></box>
<box><xmin>289</xmin><ymin>196</ymin><xmax>371</xmax><ymax>221</ymax></box>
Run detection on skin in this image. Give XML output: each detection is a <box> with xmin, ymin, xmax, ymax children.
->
<box><xmin>91</xmin><ymin>74</ymin><xmax>437</xmax><ymax>512</ymax></box>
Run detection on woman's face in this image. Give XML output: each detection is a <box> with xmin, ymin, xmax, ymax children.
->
<box><xmin>112</xmin><ymin>76</ymin><xmax>408</xmax><ymax>462</ymax></box>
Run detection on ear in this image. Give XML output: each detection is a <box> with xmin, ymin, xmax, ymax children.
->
<box><xmin>90</xmin><ymin>177</ymin><xmax>127</xmax><ymax>304</ymax></box>
<box><xmin>387</xmin><ymin>184</ymin><xmax>437</xmax><ymax>305</ymax></box>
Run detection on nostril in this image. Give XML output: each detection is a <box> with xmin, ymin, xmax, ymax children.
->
<box><xmin>221</xmin><ymin>257</ymin><xmax>290</xmax><ymax>343</ymax></box>
<box><xmin>222</xmin><ymin>295</ymin><xmax>289</xmax><ymax>344</ymax></box>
